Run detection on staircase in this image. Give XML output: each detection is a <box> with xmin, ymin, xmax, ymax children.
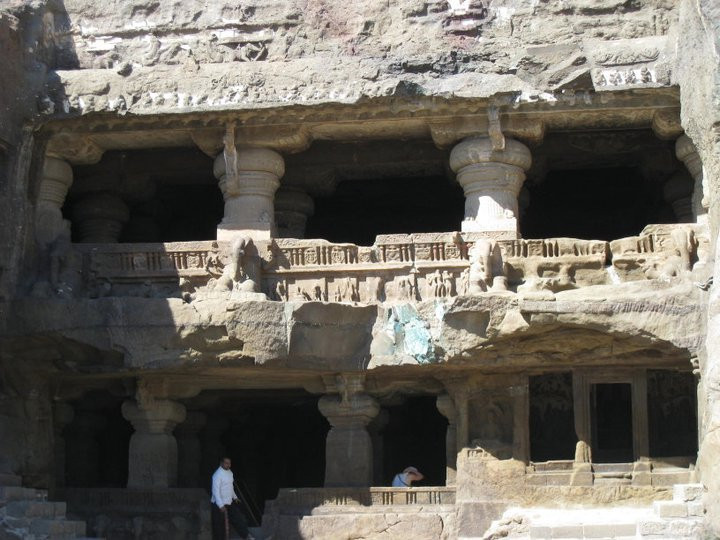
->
<box><xmin>480</xmin><ymin>483</ymin><xmax>707</xmax><ymax>540</ymax></box>
<box><xmin>0</xmin><ymin>473</ymin><xmax>91</xmax><ymax>540</ymax></box>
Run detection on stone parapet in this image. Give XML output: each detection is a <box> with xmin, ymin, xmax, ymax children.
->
<box><xmin>268</xmin><ymin>486</ymin><xmax>456</xmax><ymax>509</ymax></box>
<box><xmin>64</xmin><ymin>487</ymin><xmax>211</xmax><ymax>539</ymax></box>
<box><xmin>58</xmin><ymin>223</ymin><xmax>709</xmax><ymax>301</ymax></box>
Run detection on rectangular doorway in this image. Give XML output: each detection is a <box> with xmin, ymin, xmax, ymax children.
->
<box><xmin>591</xmin><ymin>383</ymin><xmax>634</xmax><ymax>463</ymax></box>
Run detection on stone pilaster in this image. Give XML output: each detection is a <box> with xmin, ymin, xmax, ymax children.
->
<box><xmin>176</xmin><ymin>411</ymin><xmax>207</xmax><ymax>488</ymax></box>
<box><xmin>36</xmin><ymin>157</ymin><xmax>73</xmax><ymax>245</ymax></box>
<box><xmin>676</xmin><ymin>134</ymin><xmax>708</xmax><ymax>225</ymax></box>
<box><xmin>122</xmin><ymin>399</ymin><xmax>186</xmax><ymax>488</ymax></box>
<box><xmin>511</xmin><ymin>378</ymin><xmax>530</xmax><ymax>464</ymax></box>
<box><xmin>449</xmin><ymin>136</ymin><xmax>532</xmax><ymax>237</ymax></box>
<box><xmin>436</xmin><ymin>393</ymin><xmax>457</xmax><ymax>485</ymax></box>
<box><xmin>368</xmin><ymin>410</ymin><xmax>389</xmax><ymax>486</ymax></box>
<box><xmin>213</xmin><ymin>147</ymin><xmax>284</xmax><ymax>242</ymax></box>
<box><xmin>318</xmin><ymin>374</ymin><xmax>380</xmax><ymax>487</ymax></box>
<box><xmin>275</xmin><ymin>187</ymin><xmax>314</xmax><ymax>238</ymax></box>
<box><xmin>571</xmin><ymin>371</ymin><xmax>593</xmax><ymax>486</ymax></box>
<box><xmin>72</xmin><ymin>192</ymin><xmax>129</xmax><ymax>243</ymax></box>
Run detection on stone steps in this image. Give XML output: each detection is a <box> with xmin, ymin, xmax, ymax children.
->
<box><xmin>0</xmin><ymin>474</ymin><xmax>94</xmax><ymax>540</ymax></box>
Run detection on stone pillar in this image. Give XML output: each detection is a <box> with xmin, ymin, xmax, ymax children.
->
<box><xmin>511</xmin><ymin>377</ymin><xmax>530</xmax><ymax>464</ymax></box>
<box><xmin>455</xmin><ymin>390</ymin><xmax>470</xmax><ymax>453</ymax></box>
<box><xmin>176</xmin><ymin>411</ymin><xmax>207</xmax><ymax>488</ymax></box>
<box><xmin>275</xmin><ymin>187</ymin><xmax>314</xmax><ymax>238</ymax></box>
<box><xmin>571</xmin><ymin>372</ymin><xmax>593</xmax><ymax>486</ymax></box>
<box><xmin>368</xmin><ymin>410</ymin><xmax>389</xmax><ymax>486</ymax></box>
<box><xmin>449</xmin><ymin>136</ymin><xmax>532</xmax><ymax>236</ymax></box>
<box><xmin>52</xmin><ymin>402</ymin><xmax>74</xmax><ymax>493</ymax></box>
<box><xmin>36</xmin><ymin>157</ymin><xmax>73</xmax><ymax>245</ymax></box>
<box><xmin>676</xmin><ymin>134</ymin><xmax>708</xmax><ymax>225</ymax></box>
<box><xmin>631</xmin><ymin>371</ymin><xmax>650</xmax><ymax>460</ymax></box>
<box><xmin>436</xmin><ymin>394</ymin><xmax>458</xmax><ymax>485</ymax></box>
<box><xmin>122</xmin><ymin>399</ymin><xmax>186</xmax><ymax>488</ymax></box>
<box><xmin>213</xmin><ymin>147</ymin><xmax>284</xmax><ymax>242</ymax></box>
<box><xmin>318</xmin><ymin>380</ymin><xmax>380</xmax><ymax>487</ymax></box>
<box><xmin>72</xmin><ymin>192</ymin><xmax>129</xmax><ymax>242</ymax></box>
<box><xmin>663</xmin><ymin>170</ymin><xmax>695</xmax><ymax>223</ymax></box>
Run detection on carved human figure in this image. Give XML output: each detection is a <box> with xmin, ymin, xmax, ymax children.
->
<box><xmin>442</xmin><ymin>271</ymin><xmax>455</xmax><ymax>297</ymax></box>
<box><xmin>467</xmin><ymin>239</ymin><xmax>509</xmax><ymax>294</ymax></box>
<box><xmin>275</xmin><ymin>280</ymin><xmax>288</xmax><ymax>301</ymax></box>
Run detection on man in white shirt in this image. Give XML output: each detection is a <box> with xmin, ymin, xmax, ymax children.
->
<box><xmin>210</xmin><ymin>457</ymin><xmax>250</xmax><ymax>540</ymax></box>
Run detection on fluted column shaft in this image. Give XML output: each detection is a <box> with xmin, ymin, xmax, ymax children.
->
<box><xmin>72</xmin><ymin>192</ymin><xmax>129</xmax><ymax>243</ymax></box>
<box><xmin>449</xmin><ymin>137</ymin><xmax>531</xmax><ymax>237</ymax></box>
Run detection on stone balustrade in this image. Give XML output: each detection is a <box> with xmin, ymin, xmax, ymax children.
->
<box><xmin>269</xmin><ymin>487</ymin><xmax>456</xmax><ymax>509</ymax></box>
<box><xmin>57</xmin><ymin>224</ymin><xmax>706</xmax><ymax>300</ymax></box>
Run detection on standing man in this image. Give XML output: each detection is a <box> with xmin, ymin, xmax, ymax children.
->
<box><xmin>211</xmin><ymin>457</ymin><xmax>251</xmax><ymax>540</ymax></box>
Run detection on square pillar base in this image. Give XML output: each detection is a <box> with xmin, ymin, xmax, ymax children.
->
<box><xmin>217</xmin><ymin>224</ymin><xmax>272</xmax><ymax>243</ymax></box>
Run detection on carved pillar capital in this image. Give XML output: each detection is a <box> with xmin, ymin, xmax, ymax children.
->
<box><xmin>122</xmin><ymin>398</ymin><xmax>186</xmax><ymax>488</ymax></box>
<box><xmin>36</xmin><ymin>157</ymin><xmax>73</xmax><ymax>245</ymax></box>
<box><xmin>121</xmin><ymin>399</ymin><xmax>186</xmax><ymax>434</ymax></box>
<box><xmin>449</xmin><ymin>136</ymin><xmax>531</xmax><ymax>237</ymax></box>
<box><xmin>275</xmin><ymin>186</ymin><xmax>314</xmax><ymax>238</ymax></box>
<box><xmin>72</xmin><ymin>192</ymin><xmax>129</xmax><ymax>243</ymax></box>
<box><xmin>318</xmin><ymin>393</ymin><xmax>380</xmax><ymax>428</ymax></box>
<box><xmin>213</xmin><ymin>146</ymin><xmax>284</xmax><ymax>242</ymax></box>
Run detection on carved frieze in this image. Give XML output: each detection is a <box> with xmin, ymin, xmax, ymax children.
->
<box><xmin>56</xmin><ymin>224</ymin><xmax>704</xmax><ymax>301</ymax></box>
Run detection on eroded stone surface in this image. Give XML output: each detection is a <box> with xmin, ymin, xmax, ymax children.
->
<box><xmin>1</xmin><ymin>0</ymin><xmax>720</xmax><ymax>539</ymax></box>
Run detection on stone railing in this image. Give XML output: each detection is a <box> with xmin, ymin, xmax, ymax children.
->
<box><xmin>269</xmin><ymin>486</ymin><xmax>456</xmax><ymax>509</ymax></box>
<box><xmin>75</xmin><ymin>241</ymin><xmax>226</xmax><ymax>282</ymax></box>
<box><xmin>57</xmin><ymin>225</ymin><xmax>704</xmax><ymax>300</ymax></box>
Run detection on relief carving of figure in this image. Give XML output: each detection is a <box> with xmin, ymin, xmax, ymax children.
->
<box><xmin>275</xmin><ymin>280</ymin><xmax>288</xmax><ymax>301</ymax></box>
<box><xmin>334</xmin><ymin>277</ymin><xmax>360</xmax><ymax>303</ymax></box>
<box><xmin>649</xmin><ymin>227</ymin><xmax>697</xmax><ymax>279</ymax></box>
<box><xmin>201</xmin><ymin>237</ymin><xmax>266</xmax><ymax>301</ymax></box>
<box><xmin>468</xmin><ymin>239</ymin><xmax>507</xmax><ymax>294</ymax></box>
